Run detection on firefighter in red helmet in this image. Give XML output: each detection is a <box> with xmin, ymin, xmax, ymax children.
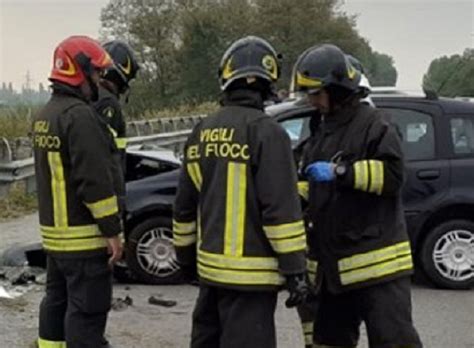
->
<box><xmin>34</xmin><ymin>35</ymin><xmax>123</xmax><ymax>348</ymax></box>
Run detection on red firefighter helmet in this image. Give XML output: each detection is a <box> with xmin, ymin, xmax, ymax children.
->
<box><xmin>50</xmin><ymin>36</ymin><xmax>113</xmax><ymax>86</ymax></box>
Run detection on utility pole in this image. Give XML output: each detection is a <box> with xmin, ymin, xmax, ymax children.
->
<box><xmin>24</xmin><ymin>70</ymin><xmax>33</xmax><ymax>91</ymax></box>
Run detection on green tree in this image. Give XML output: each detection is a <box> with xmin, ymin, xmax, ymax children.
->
<box><xmin>365</xmin><ymin>51</ymin><xmax>397</xmax><ymax>86</ymax></box>
<box><xmin>423</xmin><ymin>49</ymin><xmax>474</xmax><ymax>97</ymax></box>
<box><xmin>100</xmin><ymin>0</ymin><xmax>398</xmax><ymax>114</ymax></box>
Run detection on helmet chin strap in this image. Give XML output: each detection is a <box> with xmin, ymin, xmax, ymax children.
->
<box><xmin>86</xmin><ymin>75</ymin><xmax>99</xmax><ymax>102</ymax></box>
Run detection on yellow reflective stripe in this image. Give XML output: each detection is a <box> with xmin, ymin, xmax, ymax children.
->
<box><xmin>85</xmin><ymin>196</ymin><xmax>118</xmax><ymax>219</ymax></box>
<box><xmin>353</xmin><ymin>160</ymin><xmax>369</xmax><ymax>192</ymax></box>
<box><xmin>264</xmin><ymin>221</ymin><xmax>306</xmax><ymax>253</ymax></box>
<box><xmin>48</xmin><ymin>152</ymin><xmax>68</xmax><ymax>228</ymax></box>
<box><xmin>107</xmin><ymin>125</ymin><xmax>118</xmax><ymax>138</ymax></box>
<box><xmin>302</xmin><ymin>321</ymin><xmax>313</xmax><ymax>345</ymax></box>
<box><xmin>338</xmin><ymin>241</ymin><xmax>411</xmax><ymax>272</ymax></box>
<box><xmin>307</xmin><ymin>259</ymin><xmax>318</xmax><ymax>284</ymax></box>
<box><xmin>187</xmin><ymin>162</ymin><xmax>202</xmax><ymax>191</ymax></box>
<box><xmin>38</xmin><ymin>338</ymin><xmax>66</xmax><ymax>348</ymax></box>
<box><xmin>302</xmin><ymin>321</ymin><xmax>313</xmax><ymax>334</ymax></box>
<box><xmin>296</xmin><ymin>71</ymin><xmax>323</xmax><ymax>88</ymax></box>
<box><xmin>340</xmin><ymin>254</ymin><xmax>413</xmax><ymax>286</ymax></box>
<box><xmin>263</xmin><ymin>220</ymin><xmax>305</xmax><ymax>239</ymax></box>
<box><xmin>268</xmin><ymin>233</ymin><xmax>306</xmax><ymax>253</ymax></box>
<box><xmin>173</xmin><ymin>220</ymin><xmax>197</xmax><ymax>234</ymax></box>
<box><xmin>368</xmin><ymin>160</ymin><xmax>384</xmax><ymax>195</ymax></box>
<box><xmin>198</xmin><ymin>249</ymin><xmax>278</xmax><ymax>270</ymax></box>
<box><xmin>173</xmin><ymin>233</ymin><xmax>197</xmax><ymax>247</ymax></box>
<box><xmin>197</xmin><ymin>208</ymin><xmax>202</xmax><ymax>247</ymax></box>
<box><xmin>43</xmin><ymin>237</ymin><xmax>107</xmax><ymax>252</ymax></box>
<box><xmin>115</xmin><ymin>137</ymin><xmax>127</xmax><ymax>149</ymax></box>
<box><xmin>297</xmin><ymin>181</ymin><xmax>309</xmax><ymax>201</ymax></box>
<box><xmin>198</xmin><ymin>262</ymin><xmax>284</xmax><ymax>286</ymax></box>
<box><xmin>40</xmin><ymin>225</ymin><xmax>101</xmax><ymax>239</ymax></box>
<box><xmin>224</xmin><ymin>162</ymin><xmax>246</xmax><ymax>257</ymax></box>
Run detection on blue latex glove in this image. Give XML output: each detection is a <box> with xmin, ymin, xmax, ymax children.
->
<box><xmin>305</xmin><ymin>161</ymin><xmax>335</xmax><ymax>182</ymax></box>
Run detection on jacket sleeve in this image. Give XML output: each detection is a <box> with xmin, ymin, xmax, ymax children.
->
<box><xmin>337</xmin><ymin>114</ymin><xmax>405</xmax><ymax>196</ymax></box>
<box><xmin>173</xmin><ymin>133</ymin><xmax>200</xmax><ymax>266</ymax></box>
<box><xmin>67</xmin><ymin>105</ymin><xmax>122</xmax><ymax>238</ymax></box>
<box><xmin>252</xmin><ymin>119</ymin><xmax>306</xmax><ymax>275</ymax></box>
<box><xmin>95</xmin><ymin>96</ymin><xmax>127</xmax><ymax>150</ymax></box>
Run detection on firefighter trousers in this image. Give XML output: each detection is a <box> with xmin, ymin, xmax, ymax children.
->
<box><xmin>313</xmin><ymin>277</ymin><xmax>422</xmax><ymax>348</ymax></box>
<box><xmin>38</xmin><ymin>254</ymin><xmax>112</xmax><ymax>348</ymax></box>
<box><xmin>191</xmin><ymin>284</ymin><xmax>278</xmax><ymax>348</ymax></box>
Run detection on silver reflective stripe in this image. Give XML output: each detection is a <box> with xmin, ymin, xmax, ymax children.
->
<box><xmin>338</xmin><ymin>241</ymin><xmax>411</xmax><ymax>272</ymax></box>
<box><xmin>199</xmin><ymin>250</ymin><xmax>278</xmax><ymax>270</ymax></box>
<box><xmin>339</xmin><ymin>254</ymin><xmax>413</xmax><ymax>285</ymax></box>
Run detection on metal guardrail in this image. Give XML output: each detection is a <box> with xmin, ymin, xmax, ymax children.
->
<box><xmin>0</xmin><ymin>115</ymin><xmax>203</xmax><ymax>199</ymax></box>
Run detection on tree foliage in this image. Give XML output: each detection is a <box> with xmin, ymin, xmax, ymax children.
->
<box><xmin>423</xmin><ymin>49</ymin><xmax>474</xmax><ymax>97</ymax></box>
<box><xmin>100</xmin><ymin>0</ymin><xmax>398</xmax><ymax>116</ymax></box>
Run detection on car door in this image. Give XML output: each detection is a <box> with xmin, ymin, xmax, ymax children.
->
<box><xmin>446</xmin><ymin>113</ymin><xmax>474</xmax><ymax>203</ymax></box>
<box><xmin>374</xmin><ymin>99</ymin><xmax>451</xmax><ymax>245</ymax></box>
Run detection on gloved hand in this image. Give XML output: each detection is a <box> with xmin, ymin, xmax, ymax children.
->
<box><xmin>285</xmin><ymin>273</ymin><xmax>312</xmax><ymax>308</ymax></box>
<box><xmin>305</xmin><ymin>161</ymin><xmax>335</xmax><ymax>182</ymax></box>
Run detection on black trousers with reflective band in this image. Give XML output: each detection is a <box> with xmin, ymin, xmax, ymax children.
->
<box><xmin>191</xmin><ymin>284</ymin><xmax>278</xmax><ymax>348</ymax></box>
<box><xmin>39</xmin><ymin>254</ymin><xmax>112</xmax><ymax>348</ymax></box>
<box><xmin>313</xmin><ymin>276</ymin><xmax>422</xmax><ymax>348</ymax></box>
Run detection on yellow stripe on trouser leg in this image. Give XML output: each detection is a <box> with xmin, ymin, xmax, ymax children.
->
<box><xmin>302</xmin><ymin>321</ymin><xmax>313</xmax><ymax>346</ymax></box>
<box><xmin>37</xmin><ymin>337</ymin><xmax>66</xmax><ymax>348</ymax></box>
<box><xmin>224</xmin><ymin>162</ymin><xmax>246</xmax><ymax>256</ymax></box>
<box><xmin>48</xmin><ymin>152</ymin><xmax>68</xmax><ymax>228</ymax></box>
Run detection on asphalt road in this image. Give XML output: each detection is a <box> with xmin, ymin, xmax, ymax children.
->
<box><xmin>0</xmin><ymin>214</ymin><xmax>473</xmax><ymax>347</ymax></box>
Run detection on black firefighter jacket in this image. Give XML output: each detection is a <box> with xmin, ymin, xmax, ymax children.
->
<box><xmin>94</xmin><ymin>85</ymin><xmax>127</xmax><ymax>204</ymax></box>
<box><xmin>173</xmin><ymin>89</ymin><xmax>306</xmax><ymax>291</ymax></box>
<box><xmin>301</xmin><ymin>102</ymin><xmax>414</xmax><ymax>294</ymax></box>
<box><xmin>33</xmin><ymin>83</ymin><xmax>123</xmax><ymax>258</ymax></box>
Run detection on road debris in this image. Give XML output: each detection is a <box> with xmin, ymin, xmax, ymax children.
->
<box><xmin>111</xmin><ymin>295</ymin><xmax>133</xmax><ymax>311</ymax></box>
<box><xmin>148</xmin><ymin>295</ymin><xmax>177</xmax><ymax>307</ymax></box>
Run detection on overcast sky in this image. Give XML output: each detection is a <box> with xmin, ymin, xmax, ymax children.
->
<box><xmin>0</xmin><ymin>0</ymin><xmax>473</xmax><ymax>91</ymax></box>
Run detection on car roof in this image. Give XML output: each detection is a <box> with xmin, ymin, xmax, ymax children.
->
<box><xmin>372</xmin><ymin>95</ymin><xmax>474</xmax><ymax>115</ymax></box>
<box><xmin>265</xmin><ymin>98</ymin><xmax>310</xmax><ymax>117</ymax></box>
<box><xmin>265</xmin><ymin>95</ymin><xmax>474</xmax><ymax>118</ymax></box>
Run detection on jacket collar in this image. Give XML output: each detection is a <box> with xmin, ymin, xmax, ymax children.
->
<box><xmin>51</xmin><ymin>82</ymin><xmax>89</xmax><ymax>103</ymax></box>
<box><xmin>220</xmin><ymin>89</ymin><xmax>265</xmax><ymax>110</ymax></box>
<box><xmin>323</xmin><ymin>102</ymin><xmax>360</xmax><ymax>132</ymax></box>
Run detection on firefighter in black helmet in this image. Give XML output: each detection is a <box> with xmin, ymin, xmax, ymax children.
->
<box><xmin>95</xmin><ymin>40</ymin><xmax>140</xmax><ymax>165</ymax></box>
<box><xmin>94</xmin><ymin>40</ymin><xmax>139</xmax><ymax>224</ymax></box>
<box><xmin>293</xmin><ymin>43</ymin><xmax>422</xmax><ymax>348</ymax></box>
<box><xmin>173</xmin><ymin>36</ymin><xmax>310</xmax><ymax>348</ymax></box>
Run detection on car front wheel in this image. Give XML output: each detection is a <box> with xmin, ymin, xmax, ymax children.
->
<box><xmin>126</xmin><ymin>217</ymin><xmax>184</xmax><ymax>284</ymax></box>
<box><xmin>420</xmin><ymin>220</ymin><xmax>474</xmax><ymax>289</ymax></box>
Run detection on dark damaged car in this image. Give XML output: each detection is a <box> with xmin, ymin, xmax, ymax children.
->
<box><xmin>5</xmin><ymin>92</ymin><xmax>474</xmax><ymax>289</ymax></box>
<box><xmin>121</xmin><ymin>92</ymin><xmax>474</xmax><ymax>289</ymax></box>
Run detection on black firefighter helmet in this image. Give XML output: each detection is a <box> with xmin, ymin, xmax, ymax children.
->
<box><xmin>218</xmin><ymin>36</ymin><xmax>281</xmax><ymax>91</ymax></box>
<box><xmin>292</xmin><ymin>44</ymin><xmax>361</xmax><ymax>95</ymax></box>
<box><xmin>102</xmin><ymin>40</ymin><xmax>140</xmax><ymax>93</ymax></box>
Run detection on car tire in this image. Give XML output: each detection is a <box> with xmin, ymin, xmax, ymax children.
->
<box><xmin>420</xmin><ymin>220</ymin><xmax>474</xmax><ymax>290</ymax></box>
<box><xmin>126</xmin><ymin>216</ymin><xmax>184</xmax><ymax>285</ymax></box>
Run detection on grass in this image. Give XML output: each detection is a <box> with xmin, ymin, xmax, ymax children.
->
<box><xmin>0</xmin><ymin>182</ymin><xmax>38</xmax><ymax>221</ymax></box>
<box><xmin>0</xmin><ymin>106</ymin><xmax>37</xmax><ymax>139</ymax></box>
<box><xmin>135</xmin><ymin>101</ymin><xmax>218</xmax><ymax>120</ymax></box>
